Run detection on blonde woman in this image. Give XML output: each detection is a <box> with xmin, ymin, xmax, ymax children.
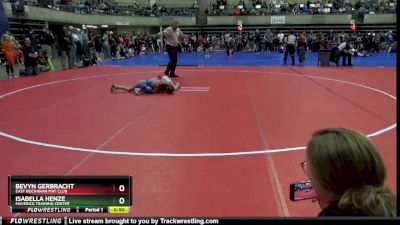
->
<box><xmin>302</xmin><ymin>128</ymin><xmax>396</xmax><ymax>216</ymax></box>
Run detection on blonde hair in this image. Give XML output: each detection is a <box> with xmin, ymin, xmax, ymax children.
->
<box><xmin>165</xmin><ymin>84</ymin><xmax>175</xmax><ymax>94</ymax></box>
<box><xmin>306</xmin><ymin>128</ymin><xmax>396</xmax><ymax>216</ymax></box>
<box><xmin>1</xmin><ymin>33</ymin><xmax>10</xmax><ymax>42</ymax></box>
<box><xmin>158</xmin><ymin>76</ymin><xmax>175</xmax><ymax>94</ymax></box>
<box><xmin>338</xmin><ymin>186</ymin><xmax>396</xmax><ymax>216</ymax></box>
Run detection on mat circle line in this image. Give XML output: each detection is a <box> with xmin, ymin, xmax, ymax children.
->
<box><xmin>0</xmin><ymin>69</ymin><xmax>396</xmax><ymax>157</ymax></box>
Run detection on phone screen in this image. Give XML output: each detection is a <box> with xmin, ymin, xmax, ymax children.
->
<box><xmin>289</xmin><ymin>181</ymin><xmax>317</xmax><ymax>201</ymax></box>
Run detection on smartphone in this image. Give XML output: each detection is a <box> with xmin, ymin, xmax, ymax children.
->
<box><xmin>289</xmin><ymin>181</ymin><xmax>317</xmax><ymax>201</ymax></box>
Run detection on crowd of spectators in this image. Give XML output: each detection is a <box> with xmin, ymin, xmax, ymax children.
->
<box><xmin>82</xmin><ymin>28</ymin><xmax>396</xmax><ymax>57</ymax></box>
<box><xmin>164</xmin><ymin>29</ymin><xmax>397</xmax><ymax>55</ymax></box>
<box><xmin>6</xmin><ymin>0</ymin><xmax>397</xmax><ymax>18</ymax></box>
<box><xmin>71</xmin><ymin>0</ymin><xmax>199</xmax><ymax>17</ymax></box>
<box><xmin>8</xmin><ymin>0</ymin><xmax>199</xmax><ymax>17</ymax></box>
<box><xmin>0</xmin><ymin>1</ymin><xmax>396</xmax><ymax>81</ymax></box>
<box><xmin>1</xmin><ymin>25</ymin><xmax>397</xmax><ymax>78</ymax></box>
<box><xmin>206</xmin><ymin>0</ymin><xmax>397</xmax><ymax>16</ymax></box>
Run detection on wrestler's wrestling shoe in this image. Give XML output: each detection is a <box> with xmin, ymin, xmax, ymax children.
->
<box><xmin>111</xmin><ymin>84</ymin><xmax>116</xmax><ymax>93</ymax></box>
<box><xmin>134</xmin><ymin>88</ymin><xmax>141</xmax><ymax>96</ymax></box>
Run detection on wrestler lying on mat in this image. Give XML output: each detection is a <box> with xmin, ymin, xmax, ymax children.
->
<box><xmin>111</xmin><ymin>75</ymin><xmax>180</xmax><ymax>95</ymax></box>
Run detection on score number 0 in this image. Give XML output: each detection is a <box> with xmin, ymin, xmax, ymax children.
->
<box><xmin>118</xmin><ymin>184</ymin><xmax>126</xmax><ymax>205</ymax></box>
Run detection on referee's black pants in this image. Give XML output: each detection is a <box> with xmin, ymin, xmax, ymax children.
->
<box><xmin>225</xmin><ymin>42</ymin><xmax>230</xmax><ymax>55</ymax></box>
<box><xmin>340</xmin><ymin>50</ymin><xmax>352</xmax><ymax>66</ymax></box>
<box><xmin>283</xmin><ymin>44</ymin><xmax>295</xmax><ymax>65</ymax></box>
<box><xmin>165</xmin><ymin>44</ymin><xmax>179</xmax><ymax>76</ymax></box>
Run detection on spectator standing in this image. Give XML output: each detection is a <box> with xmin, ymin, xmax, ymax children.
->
<box><xmin>306</xmin><ymin>31</ymin><xmax>313</xmax><ymax>52</ymax></box>
<box><xmin>39</xmin><ymin>27</ymin><xmax>55</xmax><ymax>59</ymax></box>
<box><xmin>94</xmin><ymin>33</ymin><xmax>103</xmax><ymax>58</ymax></box>
<box><xmin>39</xmin><ymin>27</ymin><xmax>55</xmax><ymax>70</ymax></box>
<box><xmin>277</xmin><ymin>30</ymin><xmax>284</xmax><ymax>48</ymax></box>
<box><xmin>224</xmin><ymin>31</ymin><xmax>231</xmax><ymax>56</ymax></box>
<box><xmin>69</xmin><ymin>26</ymin><xmax>79</xmax><ymax>67</ymax></box>
<box><xmin>102</xmin><ymin>31</ymin><xmax>111</xmax><ymax>59</ymax></box>
<box><xmin>255</xmin><ymin>29</ymin><xmax>261</xmax><ymax>52</ymax></box>
<box><xmin>25</xmin><ymin>28</ymin><xmax>36</xmax><ymax>47</ymax></box>
<box><xmin>265</xmin><ymin>29</ymin><xmax>273</xmax><ymax>53</ymax></box>
<box><xmin>59</xmin><ymin>26</ymin><xmax>72</xmax><ymax>69</ymax></box>
<box><xmin>297</xmin><ymin>31</ymin><xmax>307</xmax><ymax>64</ymax></box>
<box><xmin>81</xmin><ymin>28</ymin><xmax>90</xmax><ymax>59</ymax></box>
<box><xmin>197</xmin><ymin>35</ymin><xmax>206</xmax><ymax>52</ymax></box>
<box><xmin>248</xmin><ymin>31</ymin><xmax>256</xmax><ymax>52</ymax></box>
<box><xmin>228</xmin><ymin>35</ymin><xmax>235</xmax><ymax>56</ymax></box>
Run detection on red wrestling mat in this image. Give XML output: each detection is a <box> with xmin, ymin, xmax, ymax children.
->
<box><xmin>0</xmin><ymin>65</ymin><xmax>396</xmax><ymax>217</ymax></box>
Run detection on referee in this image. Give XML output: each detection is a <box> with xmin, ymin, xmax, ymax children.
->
<box><xmin>155</xmin><ymin>21</ymin><xmax>186</xmax><ymax>77</ymax></box>
<box><xmin>283</xmin><ymin>29</ymin><xmax>297</xmax><ymax>65</ymax></box>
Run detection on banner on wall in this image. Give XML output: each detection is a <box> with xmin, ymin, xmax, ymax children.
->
<box><xmin>116</xmin><ymin>18</ymin><xmax>130</xmax><ymax>25</ymax></box>
<box><xmin>271</xmin><ymin>16</ymin><xmax>285</xmax><ymax>24</ymax></box>
<box><xmin>237</xmin><ymin>20</ymin><xmax>243</xmax><ymax>32</ymax></box>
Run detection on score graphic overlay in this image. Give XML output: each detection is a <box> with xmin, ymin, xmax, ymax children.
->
<box><xmin>0</xmin><ymin>217</ymin><xmax>221</xmax><ymax>225</ymax></box>
<box><xmin>8</xmin><ymin>176</ymin><xmax>132</xmax><ymax>213</ymax></box>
